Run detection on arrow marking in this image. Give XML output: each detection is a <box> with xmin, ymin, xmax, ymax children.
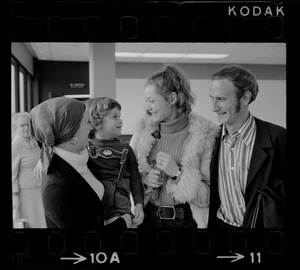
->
<box><xmin>217</xmin><ymin>253</ymin><xmax>244</xmax><ymax>263</ymax></box>
<box><xmin>61</xmin><ymin>252</ymin><xmax>87</xmax><ymax>264</ymax></box>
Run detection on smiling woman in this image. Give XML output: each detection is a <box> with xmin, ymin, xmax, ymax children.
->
<box><xmin>130</xmin><ymin>64</ymin><xmax>220</xmax><ymax>229</ymax></box>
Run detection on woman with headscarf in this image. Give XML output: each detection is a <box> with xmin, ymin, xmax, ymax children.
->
<box><xmin>30</xmin><ymin>97</ymin><xmax>109</xmax><ymax>229</ymax></box>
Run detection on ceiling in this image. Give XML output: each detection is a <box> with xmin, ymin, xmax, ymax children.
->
<box><xmin>25</xmin><ymin>42</ymin><xmax>286</xmax><ymax>65</ymax></box>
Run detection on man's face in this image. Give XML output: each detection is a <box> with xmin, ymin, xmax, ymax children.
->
<box><xmin>209</xmin><ymin>79</ymin><xmax>242</xmax><ymax>127</ymax></box>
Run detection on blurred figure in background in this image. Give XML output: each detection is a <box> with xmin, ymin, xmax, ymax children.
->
<box><xmin>11</xmin><ymin>112</ymin><xmax>46</xmax><ymax>228</ymax></box>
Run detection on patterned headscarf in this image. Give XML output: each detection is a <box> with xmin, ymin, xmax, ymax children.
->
<box><xmin>30</xmin><ymin>97</ymin><xmax>85</xmax><ymax>172</ymax></box>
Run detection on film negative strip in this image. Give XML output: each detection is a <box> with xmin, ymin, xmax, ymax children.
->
<box><xmin>10</xmin><ymin>1</ymin><xmax>300</xmax><ymax>42</ymax></box>
<box><xmin>10</xmin><ymin>0</ymin><xmax>300</xmax><ymax>269</ymax></box>
<box><xmin>11</xmin><ymin>228</ymin><xmax>291</xmax><ymax>269</ymax></box>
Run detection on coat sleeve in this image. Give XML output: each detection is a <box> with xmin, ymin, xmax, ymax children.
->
<box><xmin>199</xmin><ymin>145</ymin><xmax>213</xmax><ymax>183</ymax></box>
<box><xmin>199</xmin><ymin>121</ymin><xmax>220</xmax><ymax>183</ymax></box>
<box><xmin>127</xmin><ymin>146</ymin><xmax>144</xmax><ymax>205</ymax></box>
<box><xmin>166</xmin><ymin>141</ymin><xmax>211</xmax><ymax>206</ymax></box>
<box><xmin>196</xmin><ymin>122</ymin><xmax>220</xmax><ymax>205</ymax></box>
<box><xmin>129</xmin><ymin>132</ymin><xmax>139</xmax><ymax>157</ymax></box>
<box><xmin>188</xmin><ymin>145</ymin><xmax>211</xmax><ymax>208</ymax></box>
<box><xmin>166</xmin><ymin>116</ymin><xmax>219</xmax><ymax>206</ymax></box>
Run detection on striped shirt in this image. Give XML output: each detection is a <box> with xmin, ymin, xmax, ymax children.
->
<box><xmin>217</xmin><ymin>114</ymin><xmax>256</xmax><ymax>227</ymax></box>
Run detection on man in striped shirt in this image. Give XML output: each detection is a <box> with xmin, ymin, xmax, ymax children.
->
<box><xmin>208</xmin><ymin>65</ymin><xmax>286</xmax><ymax>228</ymax></box>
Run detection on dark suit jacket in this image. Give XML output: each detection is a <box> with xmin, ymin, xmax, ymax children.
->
<box><xmin>41</xmin><ymin>154</ymin><xmax>104</xmax><ymax>229</ymax></box>
<box><xmin>208</xmin><ymin>117</ymin><xmax>286</xmax><ymax>228</ymax></box>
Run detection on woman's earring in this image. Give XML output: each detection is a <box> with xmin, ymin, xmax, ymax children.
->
<box><xmin>70</xmin><ymin>136</ymin><xmax>78</xmax><ymax>145</ymax></box>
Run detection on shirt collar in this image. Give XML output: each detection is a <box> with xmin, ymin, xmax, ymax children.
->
<box><xmin>221</xmin><ymin>114</ymin><xmax>255</xmax><ymax>146</ymax></box>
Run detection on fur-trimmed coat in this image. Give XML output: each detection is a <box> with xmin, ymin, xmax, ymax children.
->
<box><xmin>130</xmin><ymin>113</ymin><xmax>220</xmax><ymax>228</ymax></box>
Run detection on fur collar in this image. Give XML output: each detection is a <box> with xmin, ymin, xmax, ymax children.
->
<box><xmin>130</xmin><ymin>113</ymin><xmax>220</xmax><ymax>228</ymax></box>
<box><xmin>131</xmin><ymin>113</ymin><xmax>219</xmax><ymax>179</ymax></box>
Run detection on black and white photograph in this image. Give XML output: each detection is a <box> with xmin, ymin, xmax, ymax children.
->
<box><xmin>10</xmin><ymin>1</ymin><xmax>299</xmax><ymax>270</ymax></box>
<box><xmin>11</xmin><ymin>42</ymin><xmax>287</xmax><ymax>230</ymax></box>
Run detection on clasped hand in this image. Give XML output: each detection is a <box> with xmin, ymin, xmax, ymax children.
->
<box><xmin>144</xmin><ymin>152</ymin><xmax>179</xmax><ymax>188</ymax></box>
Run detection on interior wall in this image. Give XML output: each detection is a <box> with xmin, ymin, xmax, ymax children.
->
<box><xmin>117</xmin><ymin>77</ymin><xmax>286</xmax><ymax>135</ymax></box>
<box><xmin>38</xmin><ymin>61</ymin><xmax>89</xmax><ymax>101</ymax></box>
<box><xmin>27</xmin><ymin>60</ymin><xmax>286</xmax><ymax>134</ymax></box>
<box><xmin>191</xmin><ymin>79</ymin><xmax>286</xmax><ymax>127</ymax></box>
<box><xmin>116</xmin><ymin>63</ymin><xmax>286</xmax><ymax>134</ymax></box>
<box><xmin>117</xmin><ymin>63</ymin><xmax>286</xmax><ymax>80</ymax></box>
